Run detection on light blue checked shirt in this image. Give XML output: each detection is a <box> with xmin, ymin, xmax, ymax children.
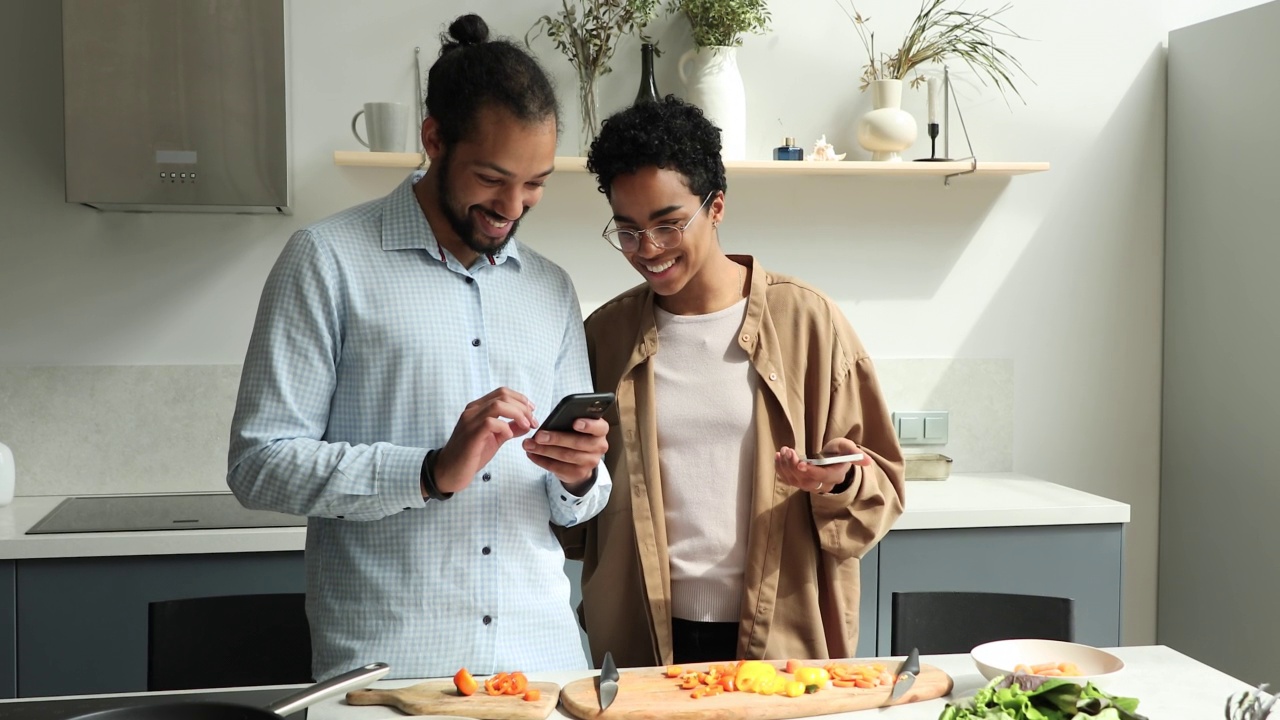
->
<box><xmin>228</xmin><ymin>172</ymin><xmax>610</xmax><ymax>681</ymax></box>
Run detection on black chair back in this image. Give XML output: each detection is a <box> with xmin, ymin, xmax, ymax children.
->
<box><xmin>890</xmin><ymin>591</ymin><xmax>1074</xmax><ymax>655</ymax></box>
<box><xmin>148</xmin><ymin>592</ymin><xmax>312</xmax><ymax>691</ymax></box>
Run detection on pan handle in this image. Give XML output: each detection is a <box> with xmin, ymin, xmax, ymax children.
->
<box><xmin>265</xmin><ymin>661</ymin><xmax>391</xmax><ymax>717</ymax></box>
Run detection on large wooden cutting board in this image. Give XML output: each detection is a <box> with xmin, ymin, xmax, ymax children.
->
<box><xmin>559</xmin><ymin>660</ymin><xmax>953</xmax><ymax>720</ymax></box>
<box><xmin>346</xmin><ymin>679</ymin><xmax>561</xmax><ymax>719</ymax></box>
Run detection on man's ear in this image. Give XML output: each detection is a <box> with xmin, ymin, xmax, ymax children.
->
<box><xmin>422</xmin><ymin>117</ymin><xmax>444</xmax><ymax>161</ymax></box>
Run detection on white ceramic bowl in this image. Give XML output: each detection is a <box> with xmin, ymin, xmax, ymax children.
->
<box><xmin>971</xmin><ymin>639</ymin><xmax>1125</xmax><ymax>683</ymax></box>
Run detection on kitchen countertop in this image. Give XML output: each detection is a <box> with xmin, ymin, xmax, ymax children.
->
<box><xmin>0</xmin><ymin>646</ymin><xmax>1245</xmax><ymax>719</ymax></box>
<box><xmin>0</xmin><ymin>473</ymin><xmax>1130</xmax><ymax>560</ymax></box>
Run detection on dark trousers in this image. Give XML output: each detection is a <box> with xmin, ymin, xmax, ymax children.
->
<box><xmin>672</xmin><ymin>617</ymin><xmax>740</xmax><ymax>664</ymax></box>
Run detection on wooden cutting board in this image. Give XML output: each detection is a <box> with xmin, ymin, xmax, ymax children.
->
<box><xmin>346</xmin><ymin>679</ymin><xmax>561</xmax><ymax>719</ymax></box>
<box><xmin>559</xmin><ymin>660</ymin><xmax>953</xmax><ymax>720</ymax></box>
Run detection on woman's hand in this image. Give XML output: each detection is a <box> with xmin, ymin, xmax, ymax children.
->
<box><xmin>775</xmin><ymin>437</ymin><xmax>873</xmax><ymax>494</ymax></box>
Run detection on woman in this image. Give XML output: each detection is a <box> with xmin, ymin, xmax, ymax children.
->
<box><xmin>558</xmin><ymin>97</ymin><xmax>905</xmax><ymax>667</ymax></box>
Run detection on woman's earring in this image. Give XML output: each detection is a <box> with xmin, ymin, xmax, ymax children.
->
<box><xmin>712</xmin><ymin>221</ymin><xmax>719</xmax><ymax>229</ymax></box>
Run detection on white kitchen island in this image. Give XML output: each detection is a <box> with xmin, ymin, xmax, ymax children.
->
<box><xmin>0</xmin><ymin>474</ymin><xmax>1131</xmax><ymax>699</ymax></box>
<box><xmin>0</xmin><ymin>646</ymin><xmax>1249</xmax><ymax>720</ymax></box>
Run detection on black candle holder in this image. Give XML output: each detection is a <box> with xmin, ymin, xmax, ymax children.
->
<box><xmin>915</xmin><ymin>122</ymin><xmax>952</xmax><ymax>162</ymax></box>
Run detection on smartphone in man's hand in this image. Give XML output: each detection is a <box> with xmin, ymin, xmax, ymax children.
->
<box><xmin>540</xmin><ymin>392</ymin><xmax>616</xmax><ymax>433</ymax></box>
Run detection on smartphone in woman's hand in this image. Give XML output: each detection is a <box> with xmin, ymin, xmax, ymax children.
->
<box><xmin>802</xmin><ymin>452</ymin><xmax>865</xmax><ymax>466</ymax></box>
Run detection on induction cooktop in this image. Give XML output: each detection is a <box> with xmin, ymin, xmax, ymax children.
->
<box><xmin>26</xmin><ymin>493</ymin><xmax>307</xmax><ymax>534</ymax></box>
<box><xmin>0</xmin><ymin>686</ymin><xmax>307</xmax><ymax>719</ymax></box>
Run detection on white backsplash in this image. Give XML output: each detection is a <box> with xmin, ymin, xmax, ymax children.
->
<box><xmin>0</xmin><ymin>358</ymin><xmax>1011</xmax><ymax>496</ymax></box>
<box><xmin>875</xmin><ymin>358</ymin><xmax>1015</xmax><ymax>474</ymax></box>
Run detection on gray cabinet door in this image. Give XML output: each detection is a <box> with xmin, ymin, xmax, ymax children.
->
<box><xmin>0</xmin><ymin>561</ymin><xmax>13</xmax><ymax>699</ymax></box>
<box><xmin>17</xmin><ymin>552</ymin><xmax>304</xmax><ymax>697</ymax></box>
<box><xmin>875</xmin><ymin>525</ymin><xmax>1124</xmax><ymax>655</ymax></box>
<box><xmin>857</xmin><ymin>545</ymin><xmax>878</xmax><ymax>658</ymax></box>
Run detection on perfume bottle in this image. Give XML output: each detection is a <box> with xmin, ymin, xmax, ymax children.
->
<box><xmin>633</xmin><ymin>43</ymin><xmax>659</xmax><ymax>105</ymax></box>
<box><xmin>773</xmin><ymin>137</ymin><xmax>803</xmax><ymax>161</ymax></box>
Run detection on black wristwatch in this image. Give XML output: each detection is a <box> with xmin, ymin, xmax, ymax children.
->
<box><xmin>420</xmin><ymin>449</ymin><xmax>454</xmax><ymax>502</ymax></box>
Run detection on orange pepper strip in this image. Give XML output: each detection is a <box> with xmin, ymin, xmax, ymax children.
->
<box><xmin>523</xmin><ymin>688</ymin><xmax>541</xmax><ymax>702</ymax></box>
<box><xmin>832</xmin><ymin>678</ymin><xmax>860</xmax><ymax>688</ymax></box>
<box><xmin>453</xmin><ymin>668</ymin><xmax>478</xmax><ymax>696</ymax></box>
<box><xmin>506</xmin><ymin>672</ymin><xmax>529</xmax><ymax>695</ymax></box>
<box><xmin>485</xmin><ymin>673</ymin><xmax>507</xmax><ymax>696</ymax></box>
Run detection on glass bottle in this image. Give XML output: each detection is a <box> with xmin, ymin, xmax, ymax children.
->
<box><xmin>634</xmin><ymin>43</ymin><xmax>659</xmax><ymax>105</ymax></box>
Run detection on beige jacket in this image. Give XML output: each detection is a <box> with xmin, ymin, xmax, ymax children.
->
<box><xmin>557</xmin><ymin>256</ymin><xmax>905</xmax><ymax>668</ymax></box>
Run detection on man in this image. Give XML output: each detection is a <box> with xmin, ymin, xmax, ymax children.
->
<box><xmin>559</xmin><ymin>97</ymin><xmax>904</xmax><ymax>667</ymax></box>
<box><xmin>228</xmin><ymin>14</ymin><xmax>610</xmax><ymax>680</ymax></box>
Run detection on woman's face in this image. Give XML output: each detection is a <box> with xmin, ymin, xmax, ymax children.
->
<box><xmin>606</xmin><ymin>167</ymin><xmax>725</xmax><ymax>304</ymax></box>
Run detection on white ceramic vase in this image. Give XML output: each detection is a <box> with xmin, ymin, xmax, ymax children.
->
<box><xmin>679</xmin><ymin>46</ymin><xmax>746</xmax><ymax>161</ymax></box>
<box><xmin>856</xmin><ymin>79</ymin><xmax>918</xmax><ymax>162</ymax></box>
<box><xmin>0</xmin><ymin>441</ymin><xmax>13</xmax><ymax>507</ymax></box>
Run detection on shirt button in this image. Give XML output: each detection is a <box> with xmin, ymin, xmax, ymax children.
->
<box><xmin>482</xmin><ymin>546</ymin><xmax>491</xmax><ymax>555</ymax></box>
<box><xmin>769</xmin><ymin>372</ymin><xmax>778</xmax><ymax>381</ymax></box>
<box><xmin>741</xmin><ymin>334</ymin><xmax>750</xmax><ymax>343</ymax></box>
<box><xmin>483</xmin><ymin>615</ymin><xmax>492</xmax><ymax>625</ymax></box>
<box><xmin>482</xmin><ymin>473</ymin><xmax>491</xmax><ymax>482</ymax></box>
<box><xmin>471</xmin><ymin>338</ymin><xmax>481</xmax><ymax>347</ymax></box>
<box><xmin>465</xmin><ymin>277</ymin><xmax>474</xmax><ymax>284</ymax></box>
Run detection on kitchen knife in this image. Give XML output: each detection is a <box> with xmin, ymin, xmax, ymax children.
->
<box><xmin>888</xmin><ymin>646</ymin><xmax>920</xmax><ymax>702</ymax></box>
<box><xmin>598</xmin><ymin>651</ymin><xmax>620</xmax><ymax>710</ymax></box>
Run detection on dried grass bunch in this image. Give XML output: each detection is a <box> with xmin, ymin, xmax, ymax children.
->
<box><xmin>527</xmin><ymin>0</ymin><xmax>660</xmax><ymax>83</ymax></box>
<box><xmin>834</xmin><ymin>0</ymin><xmax>1028</xmax><ymax>100</ymax></box>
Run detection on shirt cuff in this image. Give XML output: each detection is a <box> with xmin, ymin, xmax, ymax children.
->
<box><xmin>384</xmin><ymin>445</ymin><xmax>430</xmax><ymax>513</ymax></box>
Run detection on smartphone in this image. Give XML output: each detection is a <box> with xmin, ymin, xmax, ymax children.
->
<box><xmin>540</xmin><ymin>392</ymin><xmax>616</xmax><ymax>433</ymax></box>
<box><xmin>803</xmin><ymin>452</ymin><xmax>865</xmax><ymax>466</ymax></box>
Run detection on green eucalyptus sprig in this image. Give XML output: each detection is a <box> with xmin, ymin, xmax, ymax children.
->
<box><xmin>526</xmin><ymin>0</ymin><xmax>661</xmax><ymax>83</ymax></box>
<box><xmin>667</xmin><ymin>0</ymin><xmax>771</xmax><ymax>48</ymax></box>
<box><xmin>834</xmin><ymin>0</ymin><xmax>1029</xmax><ymax>100</ymax></box>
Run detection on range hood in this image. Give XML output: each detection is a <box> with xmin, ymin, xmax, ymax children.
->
<box><xmin>62</xmin><ymin>0</ymin><xmax>290</xmax><ymax>214</ymax></box>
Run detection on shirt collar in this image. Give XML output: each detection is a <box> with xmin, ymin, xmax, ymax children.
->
<box><xmin>380</xmin><ymin>171</ymin><xmax>522</xmax><ymax>269</ymax></box>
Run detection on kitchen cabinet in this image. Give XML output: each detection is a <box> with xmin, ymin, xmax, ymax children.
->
<box><xmin>15</xmin><ymin>552</ymin><xmax>304</xmax><ymax>698</ymax></box>
<box><xmin>874</xmin><ymin>524</ymin><xmax>1124</xmax><ymax>654</ymax></box>
<box><xmin>0</xmin><ymin>477</ymin><xmax>1127</xmax><ymax>698</ymax></box>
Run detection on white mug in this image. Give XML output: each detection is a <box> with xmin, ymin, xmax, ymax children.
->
<box><xmin>351</xmin><ymin>102</ymin><xmax>410</xmax><ymax>153</ymax></box>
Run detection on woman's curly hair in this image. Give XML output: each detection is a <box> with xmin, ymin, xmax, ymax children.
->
<box><xmin>586</xmin><ymin>96</ymin><xmax>728</xmax><ymax>202</ymax></box>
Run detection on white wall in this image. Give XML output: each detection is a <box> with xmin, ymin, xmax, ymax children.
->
<box><xmin>0</xmin><ymin>0</ymin><xmax>1263</xmax><ymax>647</ymax></box>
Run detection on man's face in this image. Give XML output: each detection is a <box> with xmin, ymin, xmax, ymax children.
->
<box><xmin>425</xmin><ymin>107</ymin><xmax>557</xmax><ymax>258</ymax></box>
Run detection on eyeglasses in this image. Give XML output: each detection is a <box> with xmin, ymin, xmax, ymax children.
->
<box><xmin>601</xmin><ymin>192</ymin><xmax>715</xmax><ymax>253</ymax></box>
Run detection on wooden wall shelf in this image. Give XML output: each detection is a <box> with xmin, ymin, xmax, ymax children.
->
<box><xmin>332</xmin><ymin>151</ymin><xmax>1049</xmax><ymax>177</ymax></box>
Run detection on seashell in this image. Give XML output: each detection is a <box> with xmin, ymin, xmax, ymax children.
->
<box><xmin>810</xmin><ymin>134</ymin><xmax>846</xmax><ymax>162</ymax></box>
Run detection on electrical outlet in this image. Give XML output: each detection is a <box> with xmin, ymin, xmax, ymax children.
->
<box><xmin>893</xmin><ymin>411</ymin><xmax>949</xmax><ymax>445</ymax></box>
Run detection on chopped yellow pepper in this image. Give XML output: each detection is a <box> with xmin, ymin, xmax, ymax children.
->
<box><xmin>734</xmin><ymin>660</ymin><xmax>778</xmax><ymax>693</ymax></box>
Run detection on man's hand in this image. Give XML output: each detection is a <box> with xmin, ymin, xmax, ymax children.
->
<box><xmin>433</xmin><ymin>388</ymin><xmax>536</xmax><ymax>495</ymax></box>
<box><xmin>775</xmin><ymin>437</ymin><xmax>873</xmax><ymax>495</ymax></box>
<box><xmin>522</xmin><ymin>417</ymin><xmax>609</xmax><ymax>494</ymax></box>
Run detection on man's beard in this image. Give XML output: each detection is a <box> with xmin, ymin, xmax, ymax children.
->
<box><xmin>436</xmin><ymin>149</ymin><xmax>526</xmax><ymax>257</ymax></box>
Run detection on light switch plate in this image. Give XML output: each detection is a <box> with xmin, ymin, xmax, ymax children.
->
<box><xmin>893</xmin><ymin>411</ymin><xmax>949</xmax><ymax>445</ymax></box>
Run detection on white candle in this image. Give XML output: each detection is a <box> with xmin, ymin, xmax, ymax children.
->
<box><xmin>927</xmin><ymin>77</ymin><xmax>940</xmax><ymax>124</ymax></box>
